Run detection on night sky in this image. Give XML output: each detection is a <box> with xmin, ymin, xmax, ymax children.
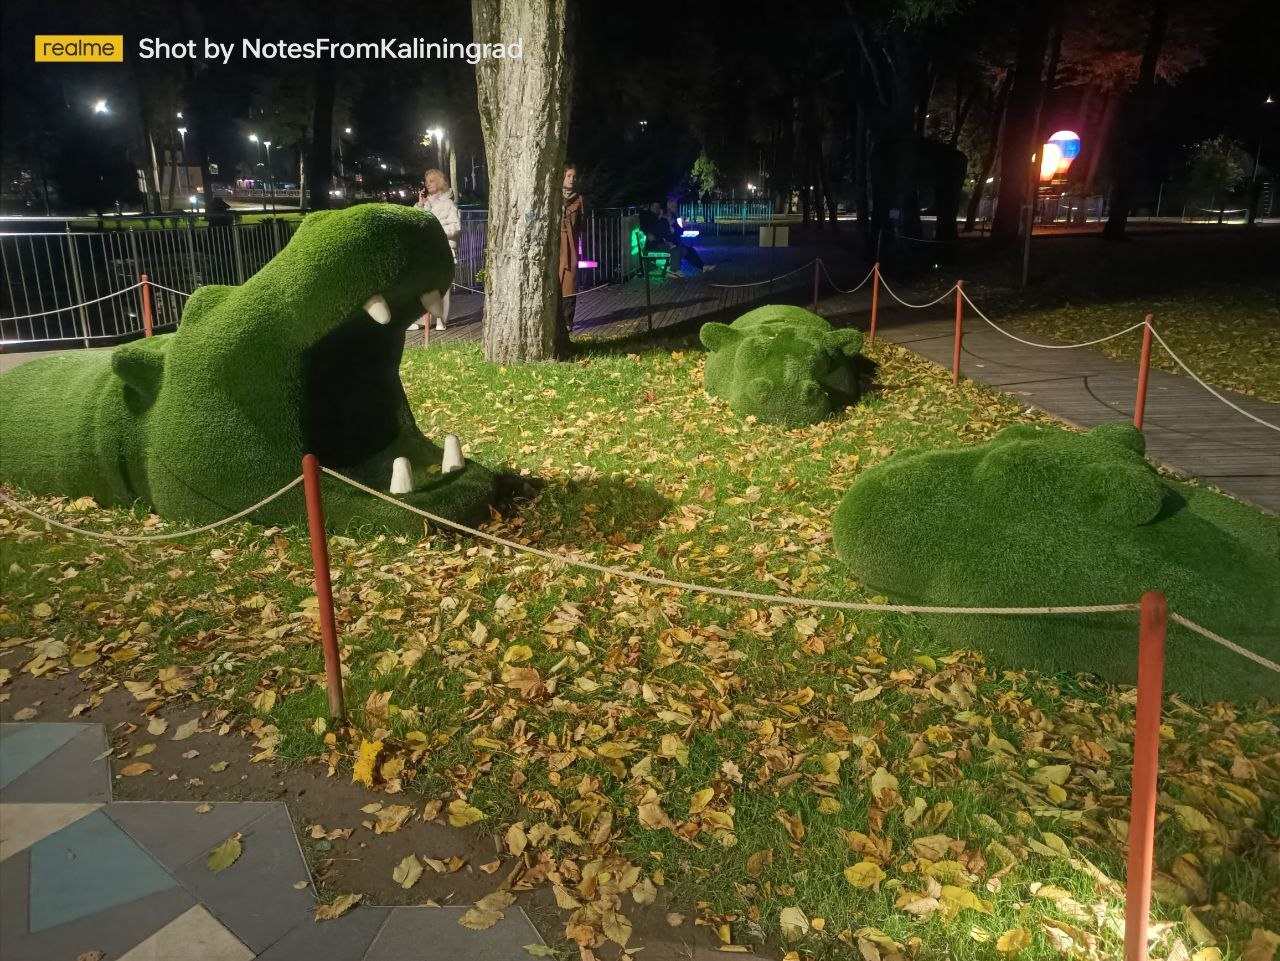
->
<box><xmin>2</xmin><ymin>0</ymin><xmax>1276</xmax><ymax>211</ymax></box>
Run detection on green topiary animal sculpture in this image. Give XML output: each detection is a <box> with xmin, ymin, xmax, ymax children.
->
<box><xmin>833</xmin><ymin>421</ymin><xmax>1280</xmax><ymax>702</ymax></box>
<box><xmin>0</xmin><ymin>204</ymin><xmax>499</xmax><ymax>535</ymax></box>
<box><xmin>700</xmin><ymin>305</ymin><xmax>867</xmax><ymax>426</ymax></box>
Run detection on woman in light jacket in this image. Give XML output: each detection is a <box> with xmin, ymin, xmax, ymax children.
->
<box><xmin>411</xmin><ymin>168</ymin><xmax>460</xmax><ymax>331</ymax></box>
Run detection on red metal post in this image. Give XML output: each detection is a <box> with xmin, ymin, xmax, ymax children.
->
<box><xmin>811</xmin><ymin>259</ymin><xmax>821</xmax><ymax>312</ymax></box>
<box><xmin>140</xmin><ymin>273</ymin><xmax>154</xmax><ymax>338</ymax></box>
<box><xmin>1133</xmin><ymin>315</ymin><xmax>1155</xmax><ymax>429</ymax></box>
<box><xmin>868</xmin><ymin>262</ymin><xmax>881</xmax><ymax>342</ymax></box>
<box><xmin>1124</xmin><ymin>591</ymin><xmax>1167</xmax><ymax>961</ymax></box>
<box><xmin>301</xmin><ymin>454</ymin><xmax>346</xmax><ymax>720</ymax></box>
<box><xmin>952</xmin><ymin>280</ymin><xmax>964</xmax><ymax>386</ymax></box>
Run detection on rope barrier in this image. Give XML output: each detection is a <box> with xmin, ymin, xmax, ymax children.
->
<box><xmin>318</xmin><ymin>468</ymin><xmax>1275</xmax><ymax>673</ymax></box>
<box><xmin>1169</xmin><ymin>612</ymin><xmax>1280</xmax><ymax>674</ymax></box>
<box><xmin>1146</xmin><ymin>327</ymin><xmax>1280</xmax><ymax>433</ymax></box>
<box><xmin>0</xmin><ymin>476</ymin><xmax>302</xmax><ymax>542</ymax></box>
<box><xmin>707</xmin><ymin>259</ymin><xmax>817</xmax><ymax>290</ymax></box>
<box><xmin>320</xmin><ymin>466</ymin><xmax>1137</xmax><ymax>616</ymax></box>
<box><xmin>146</xmin><ymin>281</ymin><xmax>193</xmax><ymax>298</ymax></box>
<box><xmin>939</xmin><ymin>288</ymin><xmax>1279</xmax><ymax>432</ymax></box>
<box><xmin>877</xmin><ymin>275</ymin><xmax>958</xmax><ymax>309</ymax></box>
<box><xmin>2</xmin><ymin>283</ymin><xmax>143</xmax><ymax>321</ymax></box>
<box><xmin>819</xmin><ymin>260</ymin><xmax>876</xmax><ymax>295</ymax></box>
<box><xmin>0</xmin><ymin>469</ymin><xmax>1271</xmax><ymax>674</ymax></box>
<box><xmin>960</xmin><ymin>288</ymin><xmax>1150</xmax><ymax>349</ymax></box>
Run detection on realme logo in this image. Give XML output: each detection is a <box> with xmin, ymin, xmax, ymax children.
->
<box><xmin>35</xmin><ymin>35</ymin><xmax>124</xmax><ymax>62</ymax></box>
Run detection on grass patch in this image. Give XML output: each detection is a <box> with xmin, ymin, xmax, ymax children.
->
<box><xmin>2</xmin><ymin>332</ymin><xmax>1276</xmax><ymax>958</ymax></box>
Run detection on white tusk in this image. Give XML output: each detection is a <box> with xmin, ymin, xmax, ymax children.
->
<box><xmin>420</xmin><ymin>289</ymin><xmax>445</xmax><ymax>317</ymax></box>
<box><xmin>441</xmin><ymin>435</ymin><xmax>464</xmax><ymax>474</ymax></box>
<box><xmin>389</xmin><ymin>457</ymin><xmax>414</xmax><ymax>494</ymax></box>
<box><xmin>363</xmin><ymin>294</ymin><xmax>392</xmax><ymax>325</ymax></box>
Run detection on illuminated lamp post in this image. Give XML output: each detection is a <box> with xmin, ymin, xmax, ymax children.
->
<box><xmin>1023</xmin><ymin>130</ymin><xmax>1082</xmax><ymax>286</ymax></box>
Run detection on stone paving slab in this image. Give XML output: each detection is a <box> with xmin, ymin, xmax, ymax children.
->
<box><xmin>106</xmin><ymin>800</ymin><xmax>280</xmax><ymax>874</ymax></box>
<box><xmin>256</xmin><ymin>905</ymin><xmax>392</xmax><ymax>961</ymax></box>
<box><xmin>0</xmin><ymin>721</ymin><xmax>548</xmax><ymax>960</ymax></box>
<box><xmin>364</xmin><ymin>906</ymin><xmax>546</xmax><ymax>961</ymax></box>
<box><xmin>29</xmin><ymin>808</ymin><xmax>179</xmax><ymax>931</ymax></box>
<box><xmin>173</xmin><ymin>803</ymin><xmax>319</xmax><ymax>953</ymax></box>
<box><xmin>0</xmin><ymin>722</ymin><xmax>111</xmax><ymax>803</ymax></box>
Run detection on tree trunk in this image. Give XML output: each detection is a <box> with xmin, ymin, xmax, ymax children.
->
<box><xmin>854</xmin><ymin>103</ymin><xmax>870</xmax><ymax>239</ymax></box>
<box><xmin>963</xmin><ymin>70</ymin><xmax>1012</xmax><ymax>232</ymax></box>
<box><xmin>298</xmin><ymin>149</ymin><xmax>307</xmax><ymax>213</ymax></box>
<box><xmin>990</xmin><ymin>0</ymin><xmax>1055</xmax><ymax>241</ymax></box>
<box><xmin>1073</xmin><ymin>91</ymin><xmax>1115</xmax><ymax>224</ymax></box>
<box><xmin>306</xmin><ymin>0</ymin><xmax>336</xmax><ymax>212</ymax></box>
<box><xmin>308</xmin><ymin>67</ymin><xmax>336</xmax><ymax>211</ymax></box>
<box><xmin>474</xmin><ymin>0</ymin><xmax>572</xmax><ymax>364</ymax></box>
<box><xmin>1104</xmin><ymin>0</ymin><xmax>1168</xmax><ymax>240</ymax></box>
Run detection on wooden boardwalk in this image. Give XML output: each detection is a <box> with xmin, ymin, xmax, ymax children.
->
<box><xmin>819</xmin><ymin>286</ymin><xmax>1280</xmax><ymax>515</ymax></box>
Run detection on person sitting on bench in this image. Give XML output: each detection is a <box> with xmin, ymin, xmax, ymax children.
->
<box><xmin>639</xmin><ymin>201</ymin><xmax>712</xmax><ymax>276</ymax></box>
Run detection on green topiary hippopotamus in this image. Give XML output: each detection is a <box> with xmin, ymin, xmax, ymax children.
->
<box><xmin>699</xmin><ymin>305</ymin><xmax>868</xmax><ymax>427</ymax></box>
<box><xmin>0</xmin><ymin>204</ymin><xmax>500</xmax><ymax>535</ymax></box>
<box><xmin>833</xmin><ymin>421</ymin><xmax>1280</xmax><ymax>702</ymax></box>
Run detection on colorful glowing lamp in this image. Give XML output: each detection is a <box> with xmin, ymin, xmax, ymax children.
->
<box><xmin>1040</xmin><ymin>130</ymin><xmax>1081</xmax><ymax>182</ymax></box>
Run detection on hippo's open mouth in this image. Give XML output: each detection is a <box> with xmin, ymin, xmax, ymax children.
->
<box><xmin>300</xmin><ymin>287</ymin><xmax>459</xmax><ymax>499</ymax></box>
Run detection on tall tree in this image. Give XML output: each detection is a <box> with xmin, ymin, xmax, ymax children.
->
<box><xmin>1104</xmin><ymin>0</ymin><xmax>1170</xmax><ymax>238</ymax></box>
<box><xmin>473</xmin><ymin>0</ymin><xmax>573</xmax><ymax>363</ymax></box>
<box><xmin>989</xmin><ymin>0</ymin><xmax>1056</xmax><ymax>240</ymax></box>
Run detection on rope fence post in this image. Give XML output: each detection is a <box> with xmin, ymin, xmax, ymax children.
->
<box><xmin>952</xmin><ymin>279</ymin><xmax>964</xmax><ymax>386</ymax></box>
<box><xmin>301</xmin><ymin>454</ymin><xmax>346</xmax><ymax>721</ymax></box>
<box><xmin>140</xmin><ymin>274</ymin><xmax>154</xmax><ymax>338</ymax></box>
<box><xmin>811</xmin><ymin>259</ymin><xmax>821</xmax><ymax>312</ymax></box>
<box><xmin>1134</xmin><ymin>315</ymin><xmax>1154</xmax><ymax>429</ymax></box>
<box><xmin>643</xmin><ymin>263</ymin><xmax>653</xmax><ymax>333</ymax></box>
<box><xmin>1124</xmin><ymin>590</ymin><xmax>1167</xmax><ymax>961</ymax></box>
<box><xmin>868</xmin><ymin>262</ymin><xmax>881</xmax><ymax>342</ymax></box>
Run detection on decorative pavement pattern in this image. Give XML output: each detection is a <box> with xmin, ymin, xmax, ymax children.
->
<box><xmin>0</xmin><ymin>723</ymin><xmax>545</xmax><ymax>960</ymax></box>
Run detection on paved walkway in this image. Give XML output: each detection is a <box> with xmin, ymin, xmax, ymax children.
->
<box><xmin>409</xmin><ymin>239</ymin><xmax>858</xmax><ymax>348</ymax></box>
<box><xmin>0</xmin><ymin>722</ymin><xmax>543</xmax><ymax>961</ymax></box>
<box><xmin>818</xmin><ymin>286</ymin><xmax>1280</xmax><ymax>515</ymax></box>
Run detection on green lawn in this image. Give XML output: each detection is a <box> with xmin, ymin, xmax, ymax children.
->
<box><xmin>2</xmin><ymin>334</ymin><xmax>1277</xmax><ymax>959</ymax></box>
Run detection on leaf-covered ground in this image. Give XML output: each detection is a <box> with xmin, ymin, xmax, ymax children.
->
<box><xmin>2</xmin><ymin>334</ymin><xmax>1277</xmax><ymax>961</ymax></box>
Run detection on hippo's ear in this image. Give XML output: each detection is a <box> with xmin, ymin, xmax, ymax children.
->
<box><xmin>180</xmin><ymin>284</ymin><xmax>234</xmax><ymax>328</ymax></box>
<box><xmin>1088</xmin><ymin>420</ymin><xmax>1147</xmax><ymax>455</ymax></box>
<box><xmin>111</xmin><ymin>338</ymin><xmax>169</xmax><ymax>408</ymax></box>
<box><xmin>824</xmin><ymin>328</ymin><xmax>864</xmax><ymax>357</ymax></box>
<box><xmin>1076</xmin><ymin>461</ymin><xmax>1165</xmax><ymax>526</ymax></box>
<box><xmin>700</xmin><ymin>322</ymin><xmax>740</xmax><ymax>352</ymax></box>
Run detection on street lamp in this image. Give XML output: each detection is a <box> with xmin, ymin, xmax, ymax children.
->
<box><xmin>92</xmin><ymin>99</ymin><xmax>109</xmax><ymax>114</ymax></box>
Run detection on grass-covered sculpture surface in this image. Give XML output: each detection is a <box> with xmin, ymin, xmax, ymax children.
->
<box><xmin>0</xmin><ymin>204</ymin><xmax>499</xmax><ymax>534</ymax></box>
<box><xmin>833</xmin><ymin>421</ymin><xmax>1279</xmax><ymax>702</ymax></box>
<box><xmin>700</xmin><ymin>305</ymin><xmax>867</xmax><ymax>426</ymax></box>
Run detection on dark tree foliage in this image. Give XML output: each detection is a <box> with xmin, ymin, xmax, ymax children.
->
<box><xmin>51</xmin><ymin>130</ymin><xmax>142</xmax><ymax>216</ymax></box>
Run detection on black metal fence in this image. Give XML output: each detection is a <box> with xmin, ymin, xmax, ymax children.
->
<box><xmin>1</xmin><ymin>209</ymin><xmax>640</xmax><ymax>348</ymax></box>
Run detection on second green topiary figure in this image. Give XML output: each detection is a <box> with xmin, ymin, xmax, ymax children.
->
<box><xmin>700</xmin><ymin>305</ymin><xmax>868</xmax><ymax>427</ymax></box>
